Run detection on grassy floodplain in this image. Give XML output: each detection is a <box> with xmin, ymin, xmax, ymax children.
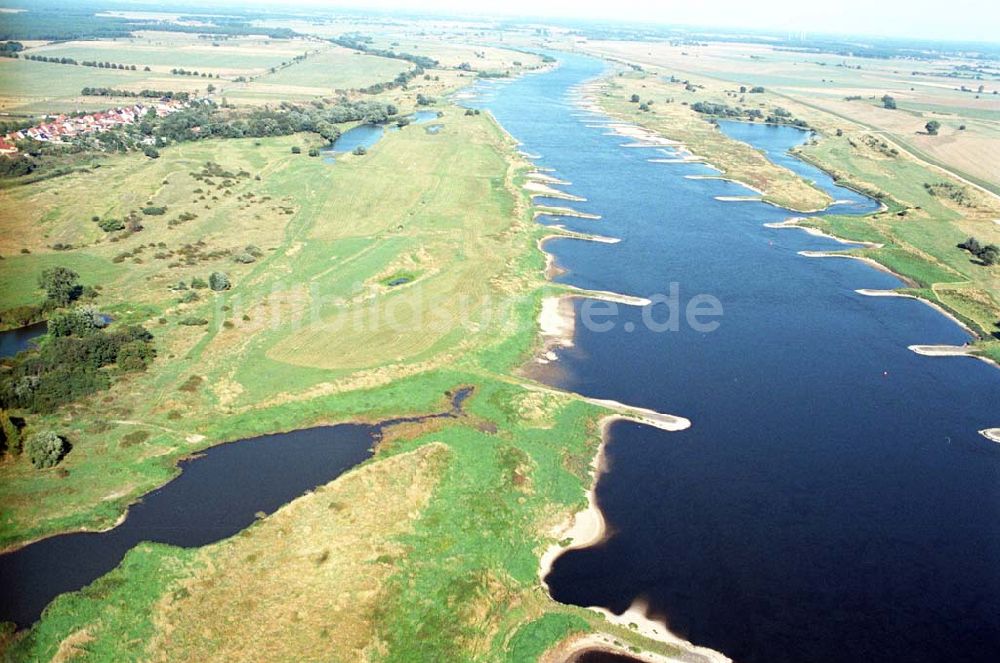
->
<box><xmin>0</xmin><ymin>92</ymin><xmax>687</xmax><ymax>660</ymax></box>
<box><xmin>577</xmin><ymin>47</ymin><xmax>1000</xmax><ymax>362</ymax></box>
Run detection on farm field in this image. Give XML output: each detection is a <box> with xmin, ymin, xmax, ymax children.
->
<box><xmin>223</xmin><ymin>46</ymin><xmax>411</xmax><ymax>103</ymax></box>
<box><xmin>27</xmin><ymin>35</ymin><xmax>314</xmax><ymax>74</ymax></box>
<box><xmin>578</xmin><ymin>39</ymin><xmax>1000</xmax><ymax>193</ymax></box>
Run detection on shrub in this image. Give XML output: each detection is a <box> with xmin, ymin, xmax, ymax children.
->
<box><xmin>117</xmin><ymin>340</ymin><xmax>154</xmax><ymax>371</ymax></box>
<box><xmin>233</xmin><ymin>252</ymin><xmax>257</xmax><ymax>264</ymax></box>
<box><xmin>209</xmin><ymin>271</ymin><xmax>231</xmax><ymax>291</ymax></box>
<box><xmin>352</xmin><ymin>146</ymin><xmax>367</xmax><ymax>156</ymax></box>
<box><xmin>308</xmin><ymin>148</ymin><xmax>320</xmax><ymax>157</ymax></box>
<box><xmin>179</xmin><ymin>316</ymin><xmax>209</xmax><ymax>326</ymax></box>
<box><xmin>141</xmin><ymin>206</ymin><xmax>167</xmax><ymax>216</ymax></box>
<box><xmin>190</xmin><ymin>277</ymin><xmax>208</xmax><ymax>289</ymax></box>
<box><xmin>291</xmin><ymin>146</ymin><xmax>301</xmax><ymax>154</ymax></box>
<box><xmin>25</xmin><ymin>431</ymin><xmax>68</xmax><ymax>468</ymax></box>
<box><xmin>120</xmin><ymin>430</ymin><xmax>150</xmax><ymax>447</ymax></box>
<box><xmin>99</xmin><ymin>217</ymin><xmax>125</xmax><ymax>232</ymax></box>
<box><xmin>1</xmin><ymin>410</ymin><xmax>21</xmax><ymax>456</ymax></box>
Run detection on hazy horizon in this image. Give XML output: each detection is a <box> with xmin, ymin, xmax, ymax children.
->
<box><xmin>82</xmin><ymin>0</ymin><xmax>1000</xmax><ymax>45</ymax></box>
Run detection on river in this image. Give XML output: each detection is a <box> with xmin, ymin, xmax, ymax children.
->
<box><xmin>466</xmin><ymin>53</ymin><xmax>1000</xmax><ymax>662</ymax></box>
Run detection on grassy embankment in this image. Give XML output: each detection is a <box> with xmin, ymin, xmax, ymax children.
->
<box><xmin>0</xmin><ymin>106</ymin><xmax>687</xmax><ymax>660</ymax></box>
<box><xmin>585</xmin><ymin>59</ymin><xmax>1000</xmax><ymax>363</ymax></box>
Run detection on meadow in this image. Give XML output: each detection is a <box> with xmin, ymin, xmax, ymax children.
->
<box><xmin>0</xmin><ymin>88</ymin><xmax>687</xmax><ymax>663</ymax></box>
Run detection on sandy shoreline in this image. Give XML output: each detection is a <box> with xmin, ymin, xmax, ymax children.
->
<box><xmin>764</xmin><ymin>217</ymin><xmax>883</xmax><ymax>248</ymax></box>
<box><xmin>855</xmin><ymin>289</ymin><xmax>977</xmax><ymax>336</ymax></box>
<box><xmin>535</xmin><ymin>206</ymin><xmax>603</xmax><ymax>220</ymax></box>
<box><xmin>525</xmin><ymin>180</ymin><xmax>588</xmax><ymax>202</ymax></box>
<box><xmin>798</xmin><ymin>251</ymin><xmax>920</xmax><ymax>288</ymax></box>
<box><xmin>536</xmin><ymin>411</ymin><xmax>730</xmax><ymax>663</ymax></box>
<box><xmin>979</xmin><ymin>428</ymin><xmax>1000</xmax><ymax>444</ymax></box>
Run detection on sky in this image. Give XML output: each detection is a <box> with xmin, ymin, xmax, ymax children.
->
<box><xmin>242</xmin><ymin>0</ymin><xmax>997</xmax><ymax>43</ymax></box>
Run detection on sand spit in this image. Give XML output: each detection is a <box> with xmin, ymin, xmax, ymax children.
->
<box><xmin>908</xmin><ymin>344</ymin><xmax>977</xmax><ymax>357</ymax></box>
<box><xmin>798</xmin><ymin>251</ymin><xmax>919</xmax><ymax>287</ymax></box>
<box><xmin>648</xmin><ymin>157</ymin><xmax>705</xmax><ymax>164</ymax></box>
<box><xmin>979</xmin><ymin>428</ymin><xmax>1000</xmax><ymax>444</ymax></box>
<box><xmin>905</xmin><ymin>344</ymin><xmax>999</xmax><ymax>369</ymax></box>
<box><xmin>603</xmin><ymin>124</ymin><xmax>681</xmax><ymax>146</ymax></box>
<box><xmin>715</xmin><ymin>195</ymin><xmax>762</xmax><ymax>202</ymax></box>
<box><xmin>588</xmin><ymin>603</ymin><xmax>732</xmax><ymax>663</ymax></box>
<box><xmin>527</xmin><ymin>171</ymin><xmax>571</xmax><ymax>186</ymax></box>
<box><xmin>535</xmin><ymin>206</ymin><xmax>602</xmax><ymax>220</ymax></box>
<box><xmin>525</xmin><ymin>180</ymin><xmax>587</xmax><ymax>202</ymax></box>
<box><xmin>764</xmin><ymin>218</ymin><xmax>882</xmax><ymax>248</ymax></box>
<box><xmin>564</xmin><ymin>288</ymin><xmax>652</xmax><ymax>307</ymax></box>
<box><xmin>542</xmin><ymin>231</ymin><xmax>621</xmax><ymax>246</ymax></box>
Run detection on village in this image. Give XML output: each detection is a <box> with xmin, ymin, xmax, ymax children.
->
<box><xmin>0</xmin><ymin>97</ymin><xmax>192</xmax><ymax>155</ymax></box>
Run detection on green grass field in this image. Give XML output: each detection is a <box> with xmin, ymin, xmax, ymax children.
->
<box><xmin>248</xmin><ymin>46</ymin><xmax>408</xmax><ymax>90</ymax></box>
<box><xmin>0</xmin><ymin>109</ymin><xmax>555</xmax><ymax>548</ymax></box>
<box><xmin>0</xmin><ymin>99</ymin><xmax>690</xmax><ymax>662</ymax></box>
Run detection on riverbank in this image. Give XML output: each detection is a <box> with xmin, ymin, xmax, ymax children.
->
<box><xmin>579</xmin><ymin>71</ymin><xmax>832</xmax><ymax>213</ymax></box>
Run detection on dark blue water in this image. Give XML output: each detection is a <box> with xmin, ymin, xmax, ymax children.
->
<box><xmin>0</xmin><ymin>424</ymin><xmax>375</xmax><ymax>626</ymax></box>
<box><xmin>0</xmin><ymin>322</ymin><xmax>46</xmax><ymax>359</ymax></box>
<box><xmin>322</xmin><ymin>110</ymin><xmax>440</xmax><ymax>159</ymax></box>
<box><xmin>0</xmin><ymin>387</ymin><xmax>471</xmax><ymax>627</ymax></box>
<box><xmin>468</xmin><ymin>55</ymin><xmax>1000</xmax><ymax>662</ymax></box>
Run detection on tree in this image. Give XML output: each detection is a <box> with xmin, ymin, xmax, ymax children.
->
<box><xmin>291</xmin><ymin>145</ymin><xmax>301</xmax><ymax>154</ymax></box>
<box><xmin>925</xmin><ymin>120</ymin><xmax>941</xmax><ymax>135</ymax></box>
<box><xmin>48</xmin><ymin>306</ymin><xmax>104</xmax><ymax>337</ymax></box>
<box><xmin>630</xmin><ymin>94</ymin><xmax>640</xmax><ymax>103</ymax></box>
<box><xmin>209</xmin><ymin>271</ymin><xmax>231</xmax><ymax>291</ymax></box>
<box><xmin>352</xmin><ymin>145</ymin><xmax>367</xmax><ymax>155</ymax></box>
<box><xmin>38</xmin><ymin>267</ymin><xmax>82</xmax><ymax>306</ymax></box>
<box><xmin>881</xmin><ymin>95</ymin><xmax>896</xmax><ymax>109</ymax></box>
<box><xmin>143</xmin><ymin>146</ymin><xmax>160</xmax><ymax>159</ymax></box>
<box><xmin>25</xmin><ymin>431</ymin><xmax>68</xmax><ymax>468</ymax></box>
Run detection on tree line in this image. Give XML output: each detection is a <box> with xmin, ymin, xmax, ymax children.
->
<box><xmin>80</xmin><ymin>87</ymin><xmax>191</xmax><ymax>100</ymax></box>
